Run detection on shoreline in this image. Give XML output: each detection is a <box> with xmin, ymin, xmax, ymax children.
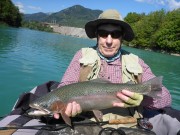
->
<box><xmin>52</xmin><ymin>25</ymin><xmax>88</xmax><ymax>38</ymax></box>
<box><xmin>51</xmin><ymin>25</ymin><xmax>179</xmax><ymax>57</ymax></box>
<box><xmin>143</xmin><ymin>48</ymin><xmax>180</xmax><ymax>56</ymax></box>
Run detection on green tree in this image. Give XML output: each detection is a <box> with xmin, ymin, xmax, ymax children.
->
<box><xmin>22</xmin><ymin>21</ymin><xmax>53</xmax><ymax>32</ymax></box>
<box><xmin>0</xmin><ymin>0</ymin><xmax>22</xmax><ymax>27</ymax></box>
<box><xmin>124</xmin><ymin>12</ymin><xmax>145</xmax><ymax>47</ymax></box>
<box><xmin>138</xmin><ymin>10</ymin><xmax>165</xmax><ymax>48</ymax></box>
<box><xmin>125</xmin><ymin>12</ymin><xmax>145</xmax><ymax>25</ymax></box>
<box><xmin>124</xmin><ymin>9</ymin><xmax>179</xmax><ymax>54</ymax></box>
<box><xmin>153</xmin><ymin>9</ymin><xmax>180</xmax><ymax>53</ymax></box>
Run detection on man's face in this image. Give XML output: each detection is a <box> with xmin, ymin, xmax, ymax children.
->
<box><xmin>97</xmin><ymin>29</ymin><xmax>122</xmax><ymax>58</ymax></box>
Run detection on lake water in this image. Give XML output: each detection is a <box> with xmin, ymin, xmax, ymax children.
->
<box><xmin>0</xmin><ymin>26</ymin><xmax>179</xmax><ymax>116</ymax></box>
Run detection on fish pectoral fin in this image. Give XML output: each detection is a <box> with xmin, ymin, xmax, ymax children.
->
<box><xmin>61</xmin><ymin>111</ymin><xmax>72</xmax><ymax>127</ymax></box>
<box><xmin>50</xmin><ymin>101</ymin><xmax>72</xmax><ymax>126</ymax></box>
<box><xmin>92</xmin><ymin>110</ymin><xmax>103</xmax><ymax>122</ymax></box>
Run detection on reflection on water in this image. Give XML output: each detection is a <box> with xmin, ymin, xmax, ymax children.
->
<box><xmin>0</xmin><ymin>26</ymin><xmax>179</xmax><ymax>116</ymax></box>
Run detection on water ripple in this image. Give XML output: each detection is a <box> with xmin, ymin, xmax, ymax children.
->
<box><xmin>0</xmin><ymin>27</ymin><xmax>179</xmax><ymax>116</ymax></box>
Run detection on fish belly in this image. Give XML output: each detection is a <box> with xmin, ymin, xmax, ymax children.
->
<box><xmin>69</xmin><ymin>94</ymin><xmax>120</xmax><ymax>111</ymax></box>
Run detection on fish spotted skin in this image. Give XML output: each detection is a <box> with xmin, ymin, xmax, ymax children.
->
<box><xmin>29</xmin><ymin>76</ymin><xmax>162</xmax><ymax>126</ymax></box>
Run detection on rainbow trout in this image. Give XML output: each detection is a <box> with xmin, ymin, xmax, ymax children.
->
<box><xmin>29</xmin><ymin>76</ymin><xmax>162</xmax><ymax>126</ymax></box>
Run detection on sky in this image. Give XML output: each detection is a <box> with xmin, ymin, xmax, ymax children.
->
<box><xmin>12</xmin><ymin>0</ymin><xmax>180</xmax><ymax>18</ymax></box>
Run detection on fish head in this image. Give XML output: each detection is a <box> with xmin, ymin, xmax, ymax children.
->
<box><xmin>29</xmin><ymin>98</ymin><xmax>71</xmax><ymax>126</ymax></box>
<box><xmin>28</xmin><ymin>96</ymin><xmax>67</xmax><ymax>116</ymax></box>
<box><xmin>28</xmin><ymin>95</ymin><xmax>59</xmax><ymax>116</ymax></box>
<box><xmin>29</xmin><ymin>101</ymin><xmax>52</xmax><ymax>116</ymax></box>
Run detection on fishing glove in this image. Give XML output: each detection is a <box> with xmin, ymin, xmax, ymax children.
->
<box><xmin>114</xmin><ymin>90</ymin><xmax>143</xmax><ymax>108</ymax></box>
<box><xmin>124</xmin><ymin>92</ymin><xmax>143</xmax><ymax>107</ymax></box>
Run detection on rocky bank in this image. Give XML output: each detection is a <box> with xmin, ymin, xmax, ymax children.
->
<box><xmin>52</xmin><ymin>25</ymin><xmax>88</xmax><ymax>38</ymax></box>
<box><xmin>51</xmin><ymin>25</ymin><xmax>179</xmax><ymax>56</ymax></box>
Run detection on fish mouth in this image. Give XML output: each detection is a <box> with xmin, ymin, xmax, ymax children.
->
<box><xmin>29</xmin><ymin>103</ymin><xmax>51</xmax><ymax>116</ymax></box>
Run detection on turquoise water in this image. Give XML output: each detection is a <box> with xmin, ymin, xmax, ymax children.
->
<box><xmin>0</xmin><ymin>26</ymin><xmax>179</xmax><ymax>116</ymax></box>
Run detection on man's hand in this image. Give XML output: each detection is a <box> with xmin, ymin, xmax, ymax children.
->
<box><xmin>113</xmin><ymin>90</ymin><xmax>143</xmax><ymax>108</ymax></box>
<box><xmin>54</xmin><ymin>101</ymin><xmax>82</xmax><ymax>119</ymax></box>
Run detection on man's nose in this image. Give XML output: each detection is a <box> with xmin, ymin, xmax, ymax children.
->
<box><xmin>106</xmin><ymin>34</ymin><xmax>113</xmax><ymax>44</ymax></box>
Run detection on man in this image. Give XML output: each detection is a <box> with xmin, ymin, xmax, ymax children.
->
<box><xmin>54</xmin><ymin>9</ymin><xmax>180</xmax><ymax>134</ymax></box>
<box><xmin>0</xmin><ymin>9</ymin><xmax>178</xmax><ymax>135</ymax></box>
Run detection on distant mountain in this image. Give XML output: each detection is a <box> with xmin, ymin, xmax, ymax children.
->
<box><xmin>23</xmin><ymin>12</ymin><xmax>49</xmax><ymax>22</ymax></box>
<box><xmin>23</xmin><ymin>5</ymin><xmax>102</xmax><ymax>28</ymax></box>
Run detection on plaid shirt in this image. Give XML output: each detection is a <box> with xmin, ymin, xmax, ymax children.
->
<box><xmin>58</xmin><ymin>50</ymin><xmax>172</xmax><ymax>109</ymax></box>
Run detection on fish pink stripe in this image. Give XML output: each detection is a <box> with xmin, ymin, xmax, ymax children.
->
<box><xmin>58</xmin><ymin>49</ymin><xmax>171</xmax><ymax>109</ymax></box>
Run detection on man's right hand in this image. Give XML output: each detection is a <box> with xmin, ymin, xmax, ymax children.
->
<box><xmin>53</xmin><ymin>101</ymin><xmax>82</xmax><ymax>119</ymax></box>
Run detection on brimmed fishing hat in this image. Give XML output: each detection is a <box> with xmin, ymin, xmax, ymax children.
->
<box><xmin>85</xmin><ymin>9</ymin><xmax>134</xmax><ymax>41</ymax></box>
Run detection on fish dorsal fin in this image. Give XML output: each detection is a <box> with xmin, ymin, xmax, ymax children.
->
<box><xmin>90</xmin><ymin>78</ymin><xmax>111</xmax><ymax>83</ymax></box>
<box><xmin>92</xmin><ymin>110</ymin><xmax>103</xmax><ymax>121</ymax></box>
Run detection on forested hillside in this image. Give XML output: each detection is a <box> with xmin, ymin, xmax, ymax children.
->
<box><xmin>0</xmin><ymin>0</ymin><xmax>22</xmax><ymax>27</ymax></box>
<box><xmin>124</xmin><ymin>9</ymin><xmax>180</xmax><ymax>53</ymax></box>
<box><xmin>0</xmin><ymin>0</ymin><xmax>179</xmax><ymax>54</ymax></box>
<box><xmin>23</xmin><ymin>5</ymin><xmax>102</xmax><ymax>28</ymax></box>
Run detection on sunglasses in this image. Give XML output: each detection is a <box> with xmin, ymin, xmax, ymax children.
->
<box><xmin>97</xmin><ymin>30</ymin><xmax>123</xmax><ymax>39</ymax></box>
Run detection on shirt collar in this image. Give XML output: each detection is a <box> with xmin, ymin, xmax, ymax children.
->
<box><xmin>97</xmin><ymin>48</ymin><xmax>121</xmax><ymax>63</ymax></box>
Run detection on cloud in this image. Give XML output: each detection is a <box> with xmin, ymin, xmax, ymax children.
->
<box><xmin>135</xmin><ymin>0</ymin><xmax>180</xmax><ymax>10</ymax></box>
<box><xmin>168</xmin><ymin>0</ymin><xmax>180</xmax><ymax>10</ymax></box>
<box><xmin>14</xmin><ymin>2</ymin><xmax>25</xmax><ymax>13</ymax></box>
<box><xmin>14</xmin><ymin>1</ymin><xmax>42</xmax><ymax>13</ymax></box>
<box><xmin>135</xmin><ymin>0</ymin><xmax>165</xmax><ymax>5</ymax></box>
<box><xmin>27</xmin><ymin>6</ymin><xmax>42</xmax><ymax>11</ymax></box>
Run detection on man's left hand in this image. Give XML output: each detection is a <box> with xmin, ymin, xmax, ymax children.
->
<box><xmin>113</xmin><ymin>90</ymin><xmax>143</xmax><ymax>108</ymax></box>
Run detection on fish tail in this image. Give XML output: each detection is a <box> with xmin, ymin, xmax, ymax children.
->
<box><xmin>144</xmin><ymin>76</ymin><xmax>163</xmax><ymax>98</ymax></box>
